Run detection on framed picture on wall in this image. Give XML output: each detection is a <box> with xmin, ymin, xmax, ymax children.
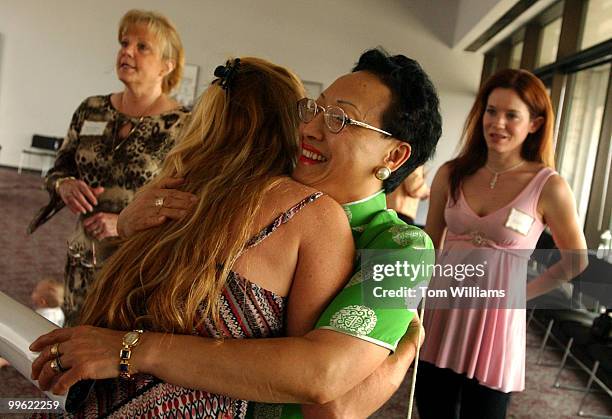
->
<box><xmin>303</xmin><ymin>81</ymin><xmax>323</xmax><ymax>98</ymax></box>
<box><xmin>173</xmin><ymin>64</ymin><xmax>199</xmax><ymax>108</ymax></box>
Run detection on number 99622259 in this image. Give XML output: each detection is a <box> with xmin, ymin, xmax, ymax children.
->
<box><xmin>1</xmin><ymin>398</ymin><xmax>62</xmax><ymax>413</ymax></box>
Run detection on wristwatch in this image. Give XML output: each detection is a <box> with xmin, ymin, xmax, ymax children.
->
<box><xmin>119</xmin><ymin>329</ymin><xmax>144</xmax><ymax>379</ymax></box>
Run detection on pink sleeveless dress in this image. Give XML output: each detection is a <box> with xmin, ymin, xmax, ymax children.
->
<box><xmin>420</xmin><ymin>167</ymin><xmax>556</xmax><ymax>393</ymax></box>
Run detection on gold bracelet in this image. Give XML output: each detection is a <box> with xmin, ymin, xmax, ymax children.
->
<box><xmin>54</xmin><ymin>176</ymin><xmax>76</xmax><ymax>194</ymax></box>
<box><xmin>119</xmin><ymin>329</ymin><xmax>144</xmax><ymax>379</ymax></box>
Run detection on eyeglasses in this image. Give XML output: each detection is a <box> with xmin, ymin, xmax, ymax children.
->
<box><xmin>297</xmin><ymin>98</ymin><xmax>392</xmax><ymax>137</ymax></box>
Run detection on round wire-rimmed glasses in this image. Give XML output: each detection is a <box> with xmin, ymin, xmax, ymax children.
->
<box><xmin>297</xmin><ymin>98</ymin><xmax>392</xmax><ymax>137</ymax></box>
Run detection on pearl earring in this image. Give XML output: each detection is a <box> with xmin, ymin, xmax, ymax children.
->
<box><xmin>374</xmin><ymin>166</ymin><xmax>391</xmax><ymax>181</ymax></box>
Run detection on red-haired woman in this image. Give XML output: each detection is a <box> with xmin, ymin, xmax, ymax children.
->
<box><xmin>416</xmin><ymin>69</ymin><xmax>587</xmax><ymax>419</ymax></box>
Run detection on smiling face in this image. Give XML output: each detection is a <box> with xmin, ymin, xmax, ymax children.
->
<box><xmin>292</xmin><ymin>71</ymin><xmax>409</xmax><ymax>203</ymax></box>
<box><xmin>482</xmin><ymin>88</ymin><xmax>543</xmax><ymax>158</ymax></box>
<box><xmin>116</xmin><ymin>24</ymin><xmax>170</xmax><ymax>91</ymax></box>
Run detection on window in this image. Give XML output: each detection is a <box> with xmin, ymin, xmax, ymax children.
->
<box><xmin>476</xmin><ymin>0</ymin><xmax>611</xmax><ymax>246</ymax></box>
<box><xmin>510</xmin><ymin>41</ymin><xmax>524</xmax><ymax>69</ymax></box>
<box><xmin>581</xmin><ymin>0</ymin><xmax>612</xmax><ymax>50</ymax></box>
<box><xmin>557</xmin><ymin>63</ymin><xmax>611</xmax><ymax>228</ymax></box>
<box><xmin>537</xmin><ymin>18</ymin><xmax>562</xmax><ymax>67</ymax></box>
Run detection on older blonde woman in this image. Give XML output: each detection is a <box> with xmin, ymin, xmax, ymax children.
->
<box><xmin>28</xmin><ymin>10</ymin><xmax>190</xmax><ymax>325</ymax></box>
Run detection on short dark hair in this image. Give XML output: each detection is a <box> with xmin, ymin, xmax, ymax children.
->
<box><xmin>352</xmin><ymin>48</ymin><xmax>442</xmax><ymax>192</ymax></box>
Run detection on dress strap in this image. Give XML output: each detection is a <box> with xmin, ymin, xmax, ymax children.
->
<box><xmin>245</xmin><ymin>192</ymin><xmax>324</xmax><ymax>250</ymax></box>
<box><xmin>528</xmin><ymin>167</ymin><xmax>557</xmax><ymax>216</ymax></box>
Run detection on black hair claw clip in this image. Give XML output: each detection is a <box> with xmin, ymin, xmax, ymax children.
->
<box><xmin>213</xmin><ymin>58</ymin><xmax>241</xmax><ymax>91</ymax></box>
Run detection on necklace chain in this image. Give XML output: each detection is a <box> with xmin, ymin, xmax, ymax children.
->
<box><xmin>112</xmin><ymin>93</ymin><xmax>162</xmax><ymax>152</ymax></box>
<box><xmin>485</xmin><ymin>161</ymin><xmax>525</xmax><ymax>189</ymax></box>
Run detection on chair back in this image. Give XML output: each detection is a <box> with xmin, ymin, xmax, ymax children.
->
<box><xmin>572</xmin><ymin>255</ymin><xmax>612</xmax><ymax>308</ymax></box>
<box><xmin>31</xmin><ymin>135</ymin><xmax>63</xmax><ymax>151</ymax></box>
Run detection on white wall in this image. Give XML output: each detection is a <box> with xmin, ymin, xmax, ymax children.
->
<box><xmin>0</xmin><ymin>0</ymin><xmax>482</xmax><ymax>191</ymax></box>
<box><xmin>398</xmin><ymin>0</ymin><xmax>517</xmax><ymax>50</ymax></box>
<box><xmin>407</xmin><ymin>0</ymin><xmax>460</xmax><ymax>47</ymax></box>
<box><xmin>453</xmin><ymin>0</ymin><xmax>516</xmax><ymax>49</ymax></box>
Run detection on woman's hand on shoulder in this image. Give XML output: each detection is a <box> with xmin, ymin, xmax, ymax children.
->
<box><xmin>30</xmin><ymin>326</ymin><xmax>126</xmax><ymax>395</ymax></box>
<box><xmin>58</xmin><ymin>179</ymin><xmax>104</xmax><ymax>215</ymax></box>
<box><xmin>117</xmin><ymin>177</ymin><xmax>197</xmax><ymax>238</ymax></box>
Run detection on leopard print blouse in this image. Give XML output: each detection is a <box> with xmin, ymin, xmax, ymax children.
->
<box><xmin>30</xmin><ymin>95</ymin><xmax>190</xmax><ymax>231</ymax></box>
<box><xmin>28</xmin><ymin>95</ymin><xmax>190</xmax><ymax>324</ymax></box>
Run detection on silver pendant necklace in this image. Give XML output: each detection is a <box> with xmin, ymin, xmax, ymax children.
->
<box><xmin>485</xmin><ymin>161</ymin><xmax>525</xmax><ymax>189</ymax></box>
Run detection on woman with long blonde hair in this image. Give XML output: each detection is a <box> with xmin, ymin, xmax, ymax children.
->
<box><xmin>79</xmin><ymin>56</ymin><xmax>346</xmax><ymax>335</ymax></box>
<box><xmin>31</xmin><ymin>57</ymin><xmax>354</xmax><ymax>417</ymax></box>
<box><xmin>31</xmin><ymin>49</ymin><xmax>442</xmax><ymax>418</ymax></box>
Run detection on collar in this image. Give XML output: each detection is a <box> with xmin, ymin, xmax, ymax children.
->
<box><xmin>342</xmin><ymin>190</ymin><xmax>386</xmax><ymax>234</ymax></box>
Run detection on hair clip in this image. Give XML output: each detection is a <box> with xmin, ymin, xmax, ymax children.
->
<box><xmin>213</xmin><ymin>58</ymin><xmax>241</xmax><ymax>91</ymax></box>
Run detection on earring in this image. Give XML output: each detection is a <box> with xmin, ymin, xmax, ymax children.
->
<box><xmin>374</xmin><ymin>166</ymin><xmax>391</xmax><ymax>181</ymax></box>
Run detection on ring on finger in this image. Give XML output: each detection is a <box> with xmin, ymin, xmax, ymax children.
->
<box><xmin>50</xmin><ymin>343</ymin><xmax>60</xmax><ymax>357</ymax></box>
<box><xmin>154</xmin><ymin>197</ymin><xmax>165</xmax><ymax>208</ymax></box>
<box><xmin>50</xmin><ymin>359</ymin><xmax>61</xmax><ymax>373</ymax></box>
<box><xmin>56</xmin><ymin>356</ymin><xmax>68</xmax><ymax>372</ymax></box>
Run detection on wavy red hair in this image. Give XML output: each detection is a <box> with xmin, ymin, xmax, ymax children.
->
<box><xmin>448</xmin><ymin>69</ymin><xmax>555</xmax><ymax>203</ymax></box>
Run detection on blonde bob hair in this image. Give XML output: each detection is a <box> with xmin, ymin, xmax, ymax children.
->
<box><xmin>118</xmin><ymin>9</ymin><xmax>185</xmax><ymax>93</ymax></box>
<box><xmin>80</xmin><ymin>57</ymin><xmax>305</xmax><ymax>332</ymax></box>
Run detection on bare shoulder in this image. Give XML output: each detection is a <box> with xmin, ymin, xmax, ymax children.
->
<box><xmin>540</xmin><ymin>173</ymin><xmax>573</xmax><ymax>206</ymax></box>
<box><xmin>539</xmin><ymin>172</ymin><xmax>578</xmax><ymax>221</ymax></box>
<box><xmin>437</xmin><ymin>161</ymin><xmax>453</xmax><ymax>175</ymax></box>
<box><xmin>109</xmin><ymin>92</ymin><xmax>121</xmax><ymax>109</ymax></box>
<box><xmin>269</xmin><ymin>178</ymin><xmax>348</xmax><ymax>227</ymax></box>
<box><xmin>260</xmin><ymin>179</ymin><xmax>352</xmax><ymax>256</ymax></box>
<box><xmin>260</xmin><ymin>178</ymin><xmax>341</xmax><ymax>219</ymax></box>
<box><xmin>429</xmin><ymin>162</ymin><xmax>452</xmax><ymax>195</ymax></box>
<box><xmin>538</xmin><ymin>172</ymin><xmax>585</xmax><ymax>249</ymax></box>
<box><xmin>433</xmin><ymin>162</ymin><xmax>452</xmax><ymax>183</ymax></box>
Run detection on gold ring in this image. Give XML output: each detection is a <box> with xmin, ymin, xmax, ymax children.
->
<box><xmin>50</xmin><ymin>343</ymin><xmax>60</xmax><ymax>357</ymax></box>
<box><xmin>56</xmin><ymin>356</ymin><xmax>67</xmax><ymax>372</ymax></box>
<box><xmin>154</xmin><ymin>197</ymin><xmax>164</xmax><ymax>208</ymax></box>
<box><xmin>50</xmin><ymin>359</ymin><xmax>61</xmax><ymax>373</ymax></box>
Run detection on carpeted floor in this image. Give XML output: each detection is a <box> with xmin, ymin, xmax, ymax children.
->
<box><xmin>1</xmin><ymin>167</ymin><xmax>611</xmax><ymax>418</ymax></box>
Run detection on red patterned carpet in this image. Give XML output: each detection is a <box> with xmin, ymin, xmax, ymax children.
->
<box><xmin>0</xmin><ymin>168</ymin><xmax>610</xmax><ymax>418</ymax></box>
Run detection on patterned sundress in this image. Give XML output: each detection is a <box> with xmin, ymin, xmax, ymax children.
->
<box><xmin>68</xmin><ymin>192</ymin><xmax>323</xmax><ymax>419</ymax></box>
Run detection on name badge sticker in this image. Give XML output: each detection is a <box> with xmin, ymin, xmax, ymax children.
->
<box><xmin>504</xmin><ymin>207</ymin><xmax>534</xmax><ymax>236</ymax></box>
<box><xmin>80</xmin><ymin>121</ymin><xmax>108</xmax><ymax>136</ymax></box>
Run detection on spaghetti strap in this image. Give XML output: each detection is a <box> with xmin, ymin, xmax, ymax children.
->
<box><xmin>245</xmin><ymin>192</ymin><xmax>324</xmax><ymax>250</ymax></box>
<box><xmin>528</xmin><ymin>167</ymin><xmax>557</xmax><ymax>215</ymax></box>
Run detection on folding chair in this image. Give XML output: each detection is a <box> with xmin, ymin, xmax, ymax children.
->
<box><xmin>18</xmin><ymin>135</ymin><xmax>63</xmax><ymax>176</ymax></box>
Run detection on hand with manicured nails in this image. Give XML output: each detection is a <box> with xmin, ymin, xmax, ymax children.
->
<box><xmin>57</xmin><ymin>179</ymin><xmax>104</xmax><ymax>215</ymax></box>
<box><xmin>117</xmin><ymin>177</ymin><xmax>197</xmax><ymax>238</ymax></box>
